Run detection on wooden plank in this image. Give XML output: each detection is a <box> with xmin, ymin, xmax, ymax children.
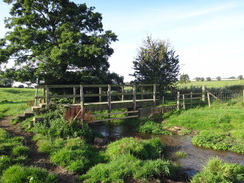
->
<box><xmin>91</xmin><ymin>110</ymin><xmax>138</xmax><ymax>117</ymax></box>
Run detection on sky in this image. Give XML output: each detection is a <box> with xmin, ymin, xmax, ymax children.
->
<box><xmin>0</xmin><ymin>0</ymin><xmax>244</xmax><ymax>82</ymax></box>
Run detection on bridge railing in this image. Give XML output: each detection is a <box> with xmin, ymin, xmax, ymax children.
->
<box><xmin>34</xmin><ymin>84</ymin><xmax>157</xmax><ymax>111</ymax></box>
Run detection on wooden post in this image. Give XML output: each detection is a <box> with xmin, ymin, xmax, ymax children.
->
<box><xmin>80</xmin><ymin>85</ymin><xmax>84</xmax><ymax>108</ymax></box>
<box><xmin>202</xmin><ymin>85</ymin><xmax>206</xmax><ymax>102</ymax></box>
<box><xmin>183</xmin><ymin>94</ymin><xmax>185</xmax><ymax>109</ymax></box>
<box><xmin>107</xmin><ymin>85</ymin><xmax>111</xmax><ymax>114</ymax></box>
<box><xmin>153</xmin><ymin>84</ymin><xmax>156</xmax><ymax>106</ymax></box>
<box><xmin>177</xmin><ymin>92</ymin><xmax>180</xmax><ymax>110</ymax></box>
<box><xmin>45</xmin><ymin>85</ymin><xmax>49</xmax><ymax>104</ymax></box>
<box><xmin>243</xmin><ymin>89</ymin><xmax>244</xmax><ymax>103</ymax></box>
<box><xmin>34</xmin><ymin>86</ymin><xmax>38</xmax><ymax>106</ymax></box>
<box><xmin>162</xmin><ymin>96</ymin><xmax>164</xmax><ymax>114</ymax></box>
<box><xmin>121</xmin><ymin>86</ymin><xmax>124</xmax><ymax>101</ymax></box>
<box><xmin>99</xmin><ymin>87</ymin><xmax>102</xmax><ymax>102</ymax></box>
<box><xmin>207</xmin><ymin>92</ymin><xmax>211</xmax><ymax>107</ymax></box>
<box><xmin>190</xmin><ymin>92</ymin><xmax>193</xmax><ymax>107</ymax></box>
<box><xmin>133</xmin><ymin>85</ymin><xmax>136</xmax><ymax>110</ymax></box>
<box><xmin>73</xmin><ymin>87</ymin><xmax>76</xmax><ymax>104</ymax></box>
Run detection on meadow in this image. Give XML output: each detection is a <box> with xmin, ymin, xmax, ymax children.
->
<box><xmin>178</xmin><ymin>79</ymin><xmax>244</xmax><ymax>88</ymax></box>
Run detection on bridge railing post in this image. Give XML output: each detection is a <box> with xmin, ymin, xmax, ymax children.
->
<box><xmin>177</xmin><ymin>91</ymin><xmax>180</xmax><ymax>110</ymax></box>
<box><xmin>153</xmin><ymin>84</ymin><xmax>156</xmax><ymax>106</ymax></box>
<box><xmin>107</xmin><ymin>85</ymin><xmax>111</xmax><ymax>113</ymax></box>
<box><xmin>133</xmin><ymin>85</ymin><xmax>136</xmax><ymax>110</ymax></box>
<box><xmin>80</xmin><ymin>85</ymin><xmax>84</xmax><ymax>108</ymax></box>
<box><xmin>45</xmin><ymin>85</ymin><xmax>49</xmax><ymax>104</ymax></box>
<box><xmin>73</xmin><ymin>87</ymin><xmax>76</xmax><ymax>104</ymax></box>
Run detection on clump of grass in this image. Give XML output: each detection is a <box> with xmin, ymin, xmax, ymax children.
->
<box><xmin>105</xmin><ymin>137</ymin><xmax>164</xmax><ymax>160</ymax></box>
<box><xmin>191</xmin><ymin>131</ymin><xmax>244</xmax><ymax>154</ymax></box>
<box><xmin>0</xmin><ymin>165</ymin><xmax>57</xmax><ymax>183</ymax></box>
<box><xmin>191</xmin><ymin>157</ymin><xmax>244</xmax><ymax>183</ymax></box>
<box><xmin>139</xmin><ymin>121</ymin><xmax>171</xmax><ymax>135</ymax></box>
<box><xmin>50</xmin><ymin>138</ymin><xmax>103</xmax><ymax>173</ymax></box>
<box><xmin>175</xmin><ymin>151</ymin><xmax>187</xmax><ymax>158</ymax></box>
<box><xmin>80</xmin><ymin>154</ymin><xmax>174</xmax><ymax>183</ymax></box>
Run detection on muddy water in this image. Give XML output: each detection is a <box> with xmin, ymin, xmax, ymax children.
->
<box><xmin>90</xmin><ymin>123</ymin><xmax>244</xmax><ymax>174</ymax></box>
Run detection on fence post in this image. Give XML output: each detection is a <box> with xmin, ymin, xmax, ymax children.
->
<box><xmin>133</xmin><ymin>85</ymin><xmax>136</xmax><ymax>110</ymax></box>
<box><xmin>73</xmin><ymin>87</ymin><xmax>76</xmax><ymax>104</ymax></box>
<box><xmin>99</xmin><ymin>87</ymin><xmax>102</xmax><ymax>102</ymax></box>
<box><xmin>121</xmin><ymin>86</ymin><xmax>124</xmax><ymax>101</ymax></box>
<box><xmin>243</xmin><ymin>89</ymin><xmax>244</xmax><ymax>103</ymax></box>
<box><xmin>34</xmin><ymin>86</ymin><xmax>38</xmax><ymax>106</ymax></box>
<box><xmin>153</xmin><ymin>84</ymin><xmax>156</xmax><ymax>106</ymax></box>
<box><xmin>177</xmin><ymin>92</ymin><xmax>180</xmax><ymax>110</ymax></box>
<box><xmin>107</xmin><ymin>85</ymin><xmax>111</xmax><ymax>114</ymax></box>
<box><xmin>207</xmin><ymin>92</ymin><xmax>211</xmax><ymax>107</ymax></box>
<box><xmin>182</xmin><ymin>94</ymin><xmax>185</xmax><ymax>109</ymax></box>
<box><xmin>80</xmin><ymin>85</ymin><xmax>84</xmax><ymax>108</ymax></box>
<box><xmin>45</xmin><ymin>85</ymin><xmax>49</xmax><ymax>104</ymax></box>
<box><xmin>190</xmin><ymin>92</ymin><xmax>193</xmax><ymax>107</ymax></box>
<box><xmin>202</xmin><ymin>85</ymin><xmax>206</xmax><ymax>102</ymax></box>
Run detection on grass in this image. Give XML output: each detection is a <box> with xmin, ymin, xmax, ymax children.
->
<box><xmin>0</xmin><ymin>87</ymin><xmax>39</xmax><ymax>118</ymax></box>
<box><xmin>178</xmin><ymin>79</ymin><xmax>244</xmax><ymax>88</ymax></box>
<box><xmin>164</xmin><ymin>101</ymin><xmax>244</xmax><ymax>153</ymax></box>
<box><xmin>138</xmin><ymin>120</ymin><xmax>171</xmax><ymax>135</ymax></box>
<box><xmin>190</xmin><ymin>157</ymin><xmax>244</xmax><ymax>183</ymax></box>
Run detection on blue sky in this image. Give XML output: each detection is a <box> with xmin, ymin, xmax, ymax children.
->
<box><xmin>1</xmin><ymin>0</ymin><xmax>244</xmax><ymax>81</ymax></box>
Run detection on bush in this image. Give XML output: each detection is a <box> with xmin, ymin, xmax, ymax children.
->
<box><xmin>1</xmin><ymin>165</ymin><xmax>58</xmax><ymax>183</ymax></box>
<box><xmin>191</xmin><ymin>157</ymin><xmax>244</xmax><ymax>183</ymax></box>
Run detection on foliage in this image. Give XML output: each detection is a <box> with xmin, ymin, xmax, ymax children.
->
<box><xmin>191</xmin><ymin>157</ymin><xmax>244</xmax><ymax>183</ymax></box>
<box><xmin>0</xmin><ymin>0</ymin><xmax>121</xmax><ymax>85</ymax></box>
<box><xmin>0</xmin><ymin>165</ymin><xmax>57</xmax><ymax>183</ymax></box>
<box><xmin>179</xmin><ymin>74</ymin><xmax>190</xmax><ymax>85</ymax></box>
<box><xmin>105</xmin><ymin>137</ymin><xmax>164</xmax><ymax>160</ymax></box>
<box><xmin>50</xmin><ymin>138</ymin><xmax>103</xmax><ymax>173</ymax></box>
<box><xmin>131</xmin><ymin>36</ymin><xmax>180</xmax><ymax>95</ymax></box>
<box><xmin>138</xmin><ymin>121</ymin><xmax>171</xmax><ymax>135</ymax></box>
<box><xmin>80</xmin><ymin>154</ymin><xmax>173</xmax><ymax>183</ymax></box>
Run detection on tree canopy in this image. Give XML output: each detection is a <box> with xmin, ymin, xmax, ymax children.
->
<box><xmin>131</xmin><ymin>36</ymin><xmax>180</xmax><ymax>94</ymax></box>
<box><xmin>0</xmin><ymin>0</ymin><xmax>123</xmax><ymax>84</ymax></box>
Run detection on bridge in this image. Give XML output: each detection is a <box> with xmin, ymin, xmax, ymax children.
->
<box><xmin>33</xmin><ymin>84</ymin><xmax>160</xmax><ymax>122</ymax></box>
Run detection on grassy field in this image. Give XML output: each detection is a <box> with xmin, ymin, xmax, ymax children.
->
<box><xmin>0</xmin><ymin>88</ymin><xmax>37</xmax><ymax>118</ymax></box>
<box><xmin>178</xmin><ymin>79</ymin><xmax>244</xmax><ymax>88</ymax></box>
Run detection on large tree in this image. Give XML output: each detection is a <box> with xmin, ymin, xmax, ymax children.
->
<box><xmin>131</xmin><ymin>36</ymin><xmax>180</xmax><ymax>94</ymax></box>
<box><xmin>0</xmin><ymin>0</ymin><xmax>121</xmax><ymax>84</ymax></box>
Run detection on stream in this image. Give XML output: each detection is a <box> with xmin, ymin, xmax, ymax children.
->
<box><xmin>90</xmin><ymin>123</ymin><xmax>244</xmax><ymax>176</ymax></box>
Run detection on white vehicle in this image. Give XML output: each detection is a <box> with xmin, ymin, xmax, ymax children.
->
<box><xmin>12</xmin><ymin>82</ymin><xmax>28</xmax><ymax>88</ymax></box>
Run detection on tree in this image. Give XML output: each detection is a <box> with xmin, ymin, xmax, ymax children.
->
<box><xmin>206</xmin><ymin>77</ymin><xmax>211</xmax><ymax>81</ymax></box>
<box><xmin>237</xmin><ymin>75</ymin><xmax>243</xmax><ymax>80</ymax></box>
<box><xmin>216</xmin><ymin>76</ymin><xmax>221</xmax><ymax>81</ymax></box>
<box><xmin>179</xmin><ymin>74</ymin><xmax>190</xmax><ymax>85</ymax></box>
<box><xmin>130</xmin><ymin>36</ymin><xmax>180</xmax><ymax>95</ymax></box>
<box><xmin>0</xmin><ymin>0</ymin><xmax>119</xmax><ymax>85</ymax></box>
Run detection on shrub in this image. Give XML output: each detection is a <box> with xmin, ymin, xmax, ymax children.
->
<box><xmin>191</xmin><ymin>157</ymin><xmax>244</xmax><ymax>183</ymax></box>
<box><xmin>139</xmin><ymin>121</ymin><xmax>171</xmax><ymax>135</ymax></box>
<box><xmin>1</xmin><ymin>165</ymin><xmax>58</xmax><ymax>183</ymax></box>
<box><xmin>105</xmin><ymin>137</ymin><xmax>164</xmax><ymax>160</ymax></box>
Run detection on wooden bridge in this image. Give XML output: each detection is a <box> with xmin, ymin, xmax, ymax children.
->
<box><xmin>33</xmin><ymin>84</ymin><xmax>159</xmax><ymax>122</ymax></box>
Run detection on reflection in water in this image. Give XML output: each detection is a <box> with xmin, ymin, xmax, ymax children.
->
<box><xmin>90</xmin><ymin>123</ymin><xmax>244</xmax><ymax>173</ymax></box>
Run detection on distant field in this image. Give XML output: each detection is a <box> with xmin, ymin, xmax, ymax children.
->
<box><xmin>0</xmin><ymin>88</ymin><xmax>37</xmax><ymax>117</ymax></box>
<box><xmin>178</xmin><ymin>79</ymin><xmax>244</xmax><ymax>88</ymax></box>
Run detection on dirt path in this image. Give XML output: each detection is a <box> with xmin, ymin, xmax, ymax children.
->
<box><xmin>0</xmin><ymin>116</ymin><xmax>80</xmax><ymax>183</ymax></box>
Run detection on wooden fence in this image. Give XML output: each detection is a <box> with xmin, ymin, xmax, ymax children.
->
<box><xmin>34</xmin><ymin>84</ymin><xmax>158</xmax><ymax>122</ymax></box>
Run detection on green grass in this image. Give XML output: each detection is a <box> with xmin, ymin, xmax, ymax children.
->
<box><xmin>190</xmin><ymin>157</ymin><xmax>244</xmax><ymax>183</ymax></box>
<box><xmin>178</xmin><ymin>79</ymin><xmax>244</xmax><ymax>88</ymax></box>
<box><xmin>138</xmin><ymin>121</ymin><xmax>171</xmax><ymax>135</ymax></box>
<box><xmin>165</xmin><ymin>102</ymin><xmax>244</xmax><ymax>153</ymax></box>
<box><xmin>0</xmin><ymin>87</ymin><xmax>39</xmax><ymax>118</ymax></box>
<box><xmin>1</xmin><ymin>165</ymin><xmax>57</xmax><ymax>183</ymax></box>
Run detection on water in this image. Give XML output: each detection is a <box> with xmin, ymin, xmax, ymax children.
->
<box><xmin>90</xmin><ymin>123</ymin><xmax>244</xmax><ymax>173</ymax></box>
